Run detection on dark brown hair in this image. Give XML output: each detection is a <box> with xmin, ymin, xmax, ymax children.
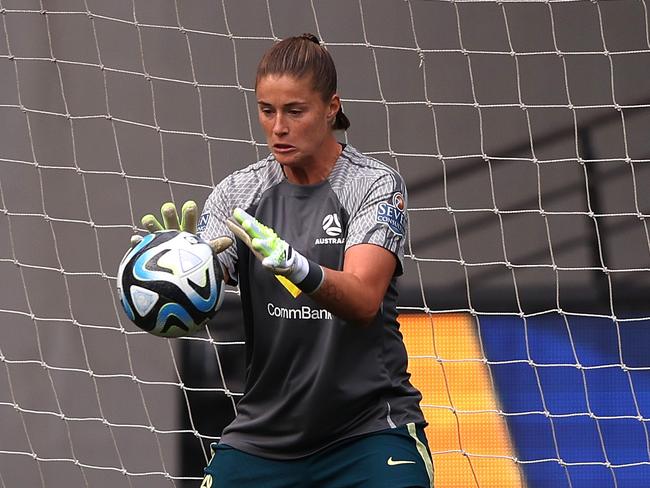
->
<box><xmin>256</xmin><ymin>33</ymin><xmax>350</xmax><ymax>131</ymax></box>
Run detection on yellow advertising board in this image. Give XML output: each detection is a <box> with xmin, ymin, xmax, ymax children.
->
<box><xmin>400</xmin><ymin>314</ymin><xmax>525</xmax><ymax>488</ymax></box>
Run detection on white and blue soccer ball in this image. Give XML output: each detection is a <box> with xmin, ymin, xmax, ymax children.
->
<box><xmin>117</xmin><ymin>230</ymin><xmax>225</xmax><ymax>338</ymax></box>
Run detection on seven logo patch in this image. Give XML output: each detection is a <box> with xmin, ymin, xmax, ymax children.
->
<box><xmin>376</xmin><ymin>192</ymin><xmax>406</xmax><ymax>237</ymax></box>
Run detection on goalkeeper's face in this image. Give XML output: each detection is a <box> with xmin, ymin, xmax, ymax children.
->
<box><xmin>256</xmin><ymin>74</ymin><xmax>339</xmax><ymax>171</ymax></box>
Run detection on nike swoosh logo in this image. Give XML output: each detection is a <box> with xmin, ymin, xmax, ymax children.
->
<box><xmin>387</xmin><ymin>457</ymin><xmax>416</xmax><ymax>466</ymax></box>
<box><xmin>187</xmin><ymin>268</ymin><xmax>212</xmax><ymax>300</ymax></box>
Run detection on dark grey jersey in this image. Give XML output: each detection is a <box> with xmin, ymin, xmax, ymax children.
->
<box><xmin>199</xmin><ymin>144</ymin><xmax>425</xmax><ymax>459</ymax></box>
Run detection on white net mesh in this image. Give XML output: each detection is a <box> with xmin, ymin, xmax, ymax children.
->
<box><xmin>1</xmin><ymin>0</ymin><xmax>649</xmax><ymax>486</ymax></box>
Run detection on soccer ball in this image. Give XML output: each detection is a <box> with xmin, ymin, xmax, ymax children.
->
<box><xmin>117</xmin><ymin>230</ymin><xmax>225</xmax><ymax>337</ymax></box>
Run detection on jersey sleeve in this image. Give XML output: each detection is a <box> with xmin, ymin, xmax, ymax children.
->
<box><xmin>197</xmin><ymin>178</ymin><xmax>239</xmax><ymax>284</ymax></box>
<box><xmin>345</xmin><ymin>171</ymin><xmax>408</xmax><ymax>275</ymax></box>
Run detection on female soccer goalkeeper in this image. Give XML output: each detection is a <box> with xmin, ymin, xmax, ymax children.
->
<box><xmin>149</xmin><ymin>33</ymin><xmax>433</xmax><ymax>488</ymax></box>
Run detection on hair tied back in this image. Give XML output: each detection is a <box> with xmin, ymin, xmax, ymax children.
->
<box><xmin>300</xmin><ymin>33</ymin><xmax>321</xmax><ymax>45</ymax></box>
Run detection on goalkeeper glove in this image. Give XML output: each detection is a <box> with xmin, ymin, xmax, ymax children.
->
<box><xmin>142</xmin><ymin>200</ymin><xmax>199</xmax><ymax>234</ymax></box>
<box><xmin>132</xmin><ymin>201</ymin><xmax>232</xmax><ymax>254</ymax></box>
<box><xmin>225</xmin><ymin>208</ymin><xmax>324</xmax><ymax>294</ymax></box>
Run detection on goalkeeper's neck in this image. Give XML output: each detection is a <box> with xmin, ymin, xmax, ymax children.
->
<box><xmin>281</xmin><ymin>137</ymin><xmax>343</xmax><ymax>186</ymax></box>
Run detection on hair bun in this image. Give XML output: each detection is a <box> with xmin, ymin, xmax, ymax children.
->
<box><xmin>299</xmin><ymin>33</ymin><xmax>320</xmax><ymax>45</ymax></box>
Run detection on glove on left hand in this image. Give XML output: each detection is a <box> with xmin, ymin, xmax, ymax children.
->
<box><xmin>226</xmin><ymin>208</ymin><xmax>323</xmax><ymax>293</ymax></box>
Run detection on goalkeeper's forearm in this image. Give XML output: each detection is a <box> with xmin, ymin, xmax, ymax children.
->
<box><xmin>310</xmin><ymin>268</ymin><xmax>381</xmax><ymax>326</ymax></box>
<box><xmin>309</xmin><ymin>245</ymin><xmax>397</xmax><ymax>327</ymax></box>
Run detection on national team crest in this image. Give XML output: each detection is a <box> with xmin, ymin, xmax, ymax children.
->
<box><xmin>376</xmin><ymin>192</ymin><xmax>406</xmax><ymax>237</ymax></box>
<box><xmin>322</xmin><ymin>213</ymin><xmax>342</xmax><ymax>237</ymax></box>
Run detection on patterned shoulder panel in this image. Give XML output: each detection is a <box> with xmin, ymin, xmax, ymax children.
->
<box><xmin>329</xmin><ymin>144</ymin><xmax>406</xmax><ymax>218</ymax></box>
<box><xmin>329</xmin><ymin>144</ymin><xmax>408</xmax><ymax>273</ymax></box>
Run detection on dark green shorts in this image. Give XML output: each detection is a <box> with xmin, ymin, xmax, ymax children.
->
<box><xmin>201</xmin><ymin>423</ymin><xmax>434</xmax><ymax>488</ymax></box>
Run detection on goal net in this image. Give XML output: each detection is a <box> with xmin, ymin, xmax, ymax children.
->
<box><xmin>1</xmin><ymin>0</ymin><xmax>649</xmax><ymax>487</ymax></box>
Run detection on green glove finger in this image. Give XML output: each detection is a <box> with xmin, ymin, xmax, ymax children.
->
<box><xmin>141</xmin><ymin>214</ymin><xmax>164</xmax><ymax>233</ymax></box>
<box><xmin>161</xmin><ymin>202</ymin><xmax>181</xmax><ymax>230</ymax></box>
<box><xmin>180</xmin><ymin>200</ymin><xmax>198</xmax><ymax>234</ymax></box>
<box><xmin>251</xmin><ymin>237</ymin><xmax>274</xmax><ymax>258</ymax></box>
<box><xmin>226</xmin><ymin>215</ymin><xmax>267</xmax><ymax>263</ymax></box>
<box><xmin>232</xmin><ymin>207</ymin><xmax>249</xmax><ymax>225</ymax></box>
<box><xmin>233</xmin><ymin>208</ymin><xmax>271</xmax><ymax>240</ymax></box>
<box><xmin>141</xmin><ymin>200</ymin><xmax>199</xmax><ymax>234</ymax></box>
<box><xmin>227</xmin><ymin>208</ymin><xmax>293</xmax><ymax>275</ymax></box>
<box><xmin>242</xmin><ymin>219</ymin><xmax>270</xmax><ymax>240</ymax></box>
